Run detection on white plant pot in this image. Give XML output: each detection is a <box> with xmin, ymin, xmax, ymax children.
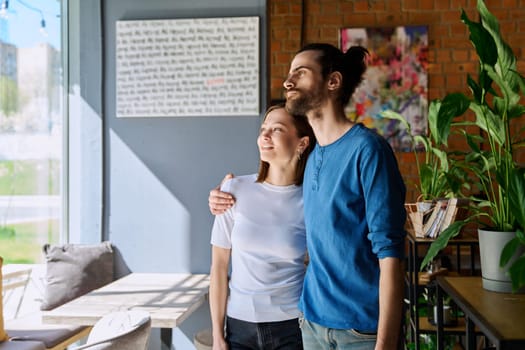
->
<box><xmin>433</xmin><ymin>305</ymin><xmax>454</xmax><ymax>326</ymax></box>
<box><xmin>478</xmin><ymin>228</ymin><xmax>525</xmax><ymax>293</ymax></box>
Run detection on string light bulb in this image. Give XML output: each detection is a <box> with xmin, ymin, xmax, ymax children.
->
<box><xmin>39</xmin><ymin>16</ymin><xmax>46</xmax><ymax>36</ymax></box>
<box><xmin>0</xmin><ymin>0</ymin><xmax>8</xmax><ymax>19</ymax></box>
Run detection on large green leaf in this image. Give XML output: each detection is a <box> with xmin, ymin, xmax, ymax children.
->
<box><xmin>427</xmin><ymin>100</ymin><xmax>442</xmax><ymax>145</ymax></box>
<box><xmin>501</xmin><ymin>225</ymin><xmax>525</xmax><ymax>292</ymax></box>
<box><xmin>501</xmin><ymin>237</ymin><xmax>521</xmax><ymax>267</ymax></box>
<box><xmin>431</xmin><ymin>148</ymin><xmax>449</xmax><ymax>172</ymax></box>
<box><xmin>419</xmin><ymin>164</ymin><xmax>434</xmax><ymax>197</ymax></box>
<box><xmin>477</xmin><ymin>0</ymin><xmax>519</xmax><ymax>94</ymax></box>
<box><xmin>508</xmin><ymin>167</ymin><xmax>525</xmax><ymax>230</ymax></box>
<box><xmin>506</xmin><ymin>70</ymin><xmax>523</xmax><ymax>105</ymax></box>
<box><xmin>445</xmin><ymin>167</ymin><xmax>470</xmax><ymax>194</ymax></box>
<box><xmin>462</xmin><ymin>130</ymin><xmax>482</xmax><ymax>153</ymax></box>
<box><xmin>478</xmin><ymin>68</ymin><xmax>494</xmax><ymax>95</ymax></box>
<box><xmin>413</xmin><ymin>135</ymin><xmax>429</xmax><ymax>151</ymax></box>
<box><xmin>477</xmin><ymin>0</ymin><xmax>513</xmax><ymax>68</ymax></box>
<box><xmin>436</xmin><ymin>94</ymin><xmax>469</xmax><ymax>146</ymax></box>
<box><xmin>380</xmin><ymin>110</ymin><xmax>410</xmax><ymax>129</ymax></box>
<box><xmin>514</xmin><ymin>69</ymin><xmax>525</xmax><ymax>95</ymax></box>
<box><xmin>485</xmin><ymin>64</ymin><xmax>521</xmax><ymax>107</ymax></box>
<box><xmin>477</xmin><ymin>151</ymin><xmax>496</xmax><ymax>176</ymax></box>
<box><xmin>420</xmin><ymin>220</ymin><xmax>471</xmax><ymax>270</ymax></box>
<box><xmin>470</xmin><ymin>102</ymin><xmax>505</xmax><ymax>146</ymax></box>
<box><xmin>477</xmin><ymin>0</ymin><xmax>499</xmax><ymax>39</ymax></box>
<box><xmin>461</xmin><ymin>8</ymin><xmax>497</xmax><ymax>66</ymax></box>
<box><xmin>518</xmin><ymin>229</ymin><xmax>525</xmax><ymax>245</ymax></box>
<box><xmin>467</xmin><ymin>74</ymin><xmax>482</xmax><ymax>103</ymax></box>
<box><xmin>508</xmin><ymin>254</ymin><xmax>525</xmax><ymax>292</ymax></box>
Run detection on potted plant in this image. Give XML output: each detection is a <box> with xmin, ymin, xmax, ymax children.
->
<box><xmin>383</xmin><ymin>107</ymin><xmax>466</xmax><ymax>238</ymax></box>
<box><xmin>422</xmin><ymin>284</ymin><xmax>455</xmax><ymax>326</ymax></box>
<box><xmin>418</xmin><ymin>0</ymin><xmax>525</xmax><ymax>293</ymax></box>
<box><xmin>382</xmin><ymin>109</ymin><xmax>465</xmax><ymax>204</ymax></box>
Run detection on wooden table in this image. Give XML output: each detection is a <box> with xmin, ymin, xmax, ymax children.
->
<box><xmin>436</xmin><ymin>276</ymin><xmax>525</xmax><ymax>350</ymax></box>
<box><xmin>42</xmin><ymin>273</ymin><xmax>210</xmax><ymax>349</ymax></box>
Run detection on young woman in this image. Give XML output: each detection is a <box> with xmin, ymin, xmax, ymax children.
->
<box><xmin>209</xmin><ymin>104</ymin><xmax>315</xmax><ymax>350</ymax></box>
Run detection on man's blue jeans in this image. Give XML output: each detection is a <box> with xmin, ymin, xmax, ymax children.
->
<box><xmin>299</xmin><ymin>317</ymin><xmax>376</xmax><ymax>350</ymax></box>
<box><xmin>226</xmin><ymin>316</ymin><xmax>303</xmax><ymax>350</ymax></box>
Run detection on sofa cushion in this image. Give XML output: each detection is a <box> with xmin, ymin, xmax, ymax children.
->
<box><xmin>6</xmin><ymin>312</ymin><xmax>89</xmax><ymax>349</ymax></box>
<box><xmin>0</xmin><ymin>341</ymin><xmax>45</xmax><ymax>350</ymax></box>
<box><xmin>40</xmin><ymin>242</ymin><xmax>114</xmax><ymax>311</ymax></box>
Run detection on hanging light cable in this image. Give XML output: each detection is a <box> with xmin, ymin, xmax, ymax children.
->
<box><xmin>13</xmin><ymin>0</ymin><xmax>47</xmax><ymax>36</ymax></box>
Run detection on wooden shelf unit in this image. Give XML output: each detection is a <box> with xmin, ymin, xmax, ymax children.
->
<box><xmin>405</xmin><ymin>229</ymin><xmax>479</xmax><ymax>350</ymax></box>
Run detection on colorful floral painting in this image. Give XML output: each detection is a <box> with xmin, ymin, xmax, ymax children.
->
<box><xmin>340</xmin><ymin>26</ymin><xmax>428</xmax><ymax>151</ymax></box>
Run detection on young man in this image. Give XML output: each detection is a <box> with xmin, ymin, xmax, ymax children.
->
<box><xmin>210</xmin><ymin>43</ymin><xmax>406</xmax><ymax>350</ymax></box>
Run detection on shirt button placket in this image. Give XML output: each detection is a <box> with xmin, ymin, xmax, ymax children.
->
<box><xmin>312</xmin><ymin>148</ymin><xmax>323</xmax><ymax>191</ymax></box>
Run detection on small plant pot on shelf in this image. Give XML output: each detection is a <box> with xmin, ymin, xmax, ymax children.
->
<box><xmin>424</xmin><ymin>280</ymin><xmax>458</xmax><ymax>327</ymax></box>
<box><xmin>428</xmin><ymin>305</ymin><xmax>457</xmax><ymax>327</ymax></box>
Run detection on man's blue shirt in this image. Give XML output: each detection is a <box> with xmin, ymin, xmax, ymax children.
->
<box><xmin>299</xmin><ymin>123</ymin><xmax>407</xmax><ymax>331</ymax></box>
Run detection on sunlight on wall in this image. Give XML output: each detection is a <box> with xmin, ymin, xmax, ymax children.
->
<box><xmin>109</xmin><ymin>128</ymin><xmax>191</xmax><ymax>273</ymax></box>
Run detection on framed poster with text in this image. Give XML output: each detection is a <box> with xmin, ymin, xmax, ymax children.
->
<box><xmin>116</xmin><ymin>16</ymin><xmax>260</xmax><ymax>117</ymax></box>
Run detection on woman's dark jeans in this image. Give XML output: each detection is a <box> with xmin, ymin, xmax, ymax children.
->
<box><xmin>226</xmin><ymin>316</ymin><xmax>303</xmax><ymax>350</ymax></box>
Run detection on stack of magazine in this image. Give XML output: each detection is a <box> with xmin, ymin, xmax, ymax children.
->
<box><xmin>406</xmin><ymin>198</ymin><xmax>469</xmax><ymax>238</ymax></box>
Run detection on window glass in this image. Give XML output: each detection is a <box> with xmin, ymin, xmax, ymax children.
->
<box><xmin>0</xmin><ymin>0</ymin><xmax>63</xmax><ymax>263</ymax></box>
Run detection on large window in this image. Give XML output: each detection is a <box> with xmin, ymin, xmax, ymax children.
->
<box><xmin>0</xmin><ymin>0</ymin><xmax>63</xmax><ymax>263</ymax></box>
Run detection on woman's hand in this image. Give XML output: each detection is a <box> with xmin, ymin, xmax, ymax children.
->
<box><xmin>209</xmin><ymin>173</ymin><xmax>236</xmax><ymax>215</ymax></box>
<box><xmin>212</xmin><ymin>336</ymin><xmax>229</xmax><ymax>350</ymax></box>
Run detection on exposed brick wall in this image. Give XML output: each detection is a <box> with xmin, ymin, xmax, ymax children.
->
<box><xmin>269</xmin><ymin>0</ymin><xmax>525</xmax><ymax>202</ymax></box>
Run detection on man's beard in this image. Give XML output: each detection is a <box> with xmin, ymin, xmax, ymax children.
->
<box><xmin>285</xmin><ymin>89</ymin><xmax>322</xmax><ymax>116</ymax></box>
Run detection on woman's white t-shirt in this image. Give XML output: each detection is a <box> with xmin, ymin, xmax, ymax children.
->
<box><xmin>211</xmin><ymin>174</ymin><xmax>307</xmax><ymax>323</ymax></box>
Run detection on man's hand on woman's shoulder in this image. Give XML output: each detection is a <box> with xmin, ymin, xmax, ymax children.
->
<box><xmin>209</xmin><ymin>173</ymin><xmax>236</xmax><ymax>215</ymax></box>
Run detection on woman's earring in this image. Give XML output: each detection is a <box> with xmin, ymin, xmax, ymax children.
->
<box><xmin>297</xmin><ymin>150</ymin><xmax>302</xmax><ymax>161</ymax></box>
